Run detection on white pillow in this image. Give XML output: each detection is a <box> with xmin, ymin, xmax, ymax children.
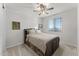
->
<box><xmin>29</xmin><ymin>29</ymin><xmax>36</xmax><ymax>34</ymax></box>
<box><xmin>36</xmin><ymin>30</ymin><xmax>42</xmax><ymax>33</ymax></box>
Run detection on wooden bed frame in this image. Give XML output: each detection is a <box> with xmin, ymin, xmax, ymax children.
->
<box><xmin>24</xmin><ymin>29</ymin><xmax>60</xmax><ymax>56</ymax></box>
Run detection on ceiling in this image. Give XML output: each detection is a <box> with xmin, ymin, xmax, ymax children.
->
<box><xmin>6</xmin><ymin>3</ymin><xmax>77</xmax><ymax>17</ymax></box>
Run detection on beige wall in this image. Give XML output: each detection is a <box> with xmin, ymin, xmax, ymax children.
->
<box><xmin>0</xmin><ymin>3</ymin><xmax>6</xmax><ymax>55</ymax></box>
<box><xmin>40</xmin><ymin>8</ymin><xmax>77</xmax><ymax>47</ymax></box>
<box><xmin>6</xmin><ymin>6</ymin><xmax>38</xmax><ymax>48</ymax></box>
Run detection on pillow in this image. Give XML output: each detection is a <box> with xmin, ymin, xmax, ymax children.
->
<box><xmin>36</xmin><ymin>30</ymin><xmax>42</xmax><ymax>33</ymax></box>
<box><xmin>29</xmin><ymin>29</ymin><xmax>36</xmax><ymax>34</ymax></box>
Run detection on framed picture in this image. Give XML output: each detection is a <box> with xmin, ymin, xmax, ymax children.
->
<box><xmin>38</xmin><ymin>24</ymin><xmax>43</xmax><ymax>29</ymax></box>
<box><xmin>12</xmin><ymin>21</ymin><xmax>20</xmax><ymax>30</ymax></box>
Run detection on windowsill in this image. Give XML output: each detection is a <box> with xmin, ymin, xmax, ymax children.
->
<box><xmin>48</xmin><ymin>30</ymin><xmax>62</xmax><ymax>33</ymax></box>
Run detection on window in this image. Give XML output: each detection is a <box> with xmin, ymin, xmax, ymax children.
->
<box><xmin>48</xmin><ymin>20</ymin><xmax>54</xmax><ymax>31</ymax></box>
<box><xmin>48</xmin><ymin>16</ymin><xmax>62</xmax><ymax>32</ymax></box>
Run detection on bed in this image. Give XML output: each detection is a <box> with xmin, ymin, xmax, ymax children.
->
<box><xmin>24</xmin><ymin>28</ymin><xmax>60</xmax><ymax>56</ymax></box>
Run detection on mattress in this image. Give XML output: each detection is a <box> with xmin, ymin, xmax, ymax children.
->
<box><xmin>26</xmin><ymin>32</ymin><xmax>58</xmax><ymax>54</ymax></box>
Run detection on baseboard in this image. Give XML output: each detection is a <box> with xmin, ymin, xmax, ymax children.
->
<box><xmin>62</xmin><ymin>40</ymin><xmax>77</xmax><ymax>48</ymax></box>
<box><xmin>7</xmin><ymin>41</ymin><xmax>23</xmax><ymax>48</ymax></box>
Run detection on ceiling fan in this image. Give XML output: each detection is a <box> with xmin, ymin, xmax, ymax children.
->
<box><xmin>33</xmin><ymin>3</ymin><xmax>54</xmax><ymax>15</ymax></box>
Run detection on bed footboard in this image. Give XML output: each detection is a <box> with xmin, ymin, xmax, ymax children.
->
<box><xmin>45</xmin><ymin>37</ymin><xmax>60</xmax><ymax>56</ymax></box>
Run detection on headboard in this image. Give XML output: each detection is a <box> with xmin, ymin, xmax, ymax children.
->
<box><xmin>24</xmin><ymin>29</ymin><xmax>28</xmax><ymax>43</ymax></box>
<box><xmin>24</xmin><ymin>28</ymin><xmax>35</xmax><ymax>43</ymax></box>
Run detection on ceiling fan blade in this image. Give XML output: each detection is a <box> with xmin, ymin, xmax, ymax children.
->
<box><xmin>47</xmin><ymin>7</ymin><xmax>54</xmax><ymax>10</ymax></box>
<box><xmin>38</xmin><ymin>13</ymin><xmax>41</xmax><ymax>15</ymax></box>
<box><xmin>33</xmin><ymin>10</ymin><xmax>37</xmax><ymax>12</ymax></box>
<box><xmin>33</xmin><ymin>10</ymin><xmax>39</xmax><ymax>12</ymax></box>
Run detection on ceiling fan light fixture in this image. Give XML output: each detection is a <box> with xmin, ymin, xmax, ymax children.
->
<box><xmin>34</xmin><ymin>3</ymin><xmax>53</xmax><ymax>15</ymax></box>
